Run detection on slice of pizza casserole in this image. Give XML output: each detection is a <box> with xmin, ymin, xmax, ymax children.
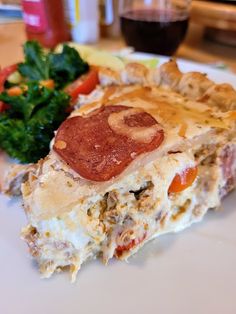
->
<box><xmin>21</xmin><ymin>61</ymin><xmax>236</xmax><ymax>281</ymax></box>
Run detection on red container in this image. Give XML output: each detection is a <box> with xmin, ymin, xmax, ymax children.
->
<box><xmin>22</xmin><ymin>0</ymin><xmax>71</xmax><ymax>48</ymax></box>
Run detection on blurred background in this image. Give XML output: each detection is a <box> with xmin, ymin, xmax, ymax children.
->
<box><xmin>0</xmin><ymin>0</ymin><xmax>236</xmax><ymax>71</ymax></box>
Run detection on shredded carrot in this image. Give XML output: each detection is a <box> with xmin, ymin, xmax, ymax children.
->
<box><xmin>7</xmin><ymin>86</ymin><xmax>23</xmax><ymax>96</ymax></box>
<box><xmin>40</xmin><ymin>79</ymin><xmax>55</xmax><ymax>89</ymax></box>
<box><xmin>178</xmin><ymin>122</ymin><xmax>188</xmax><ymax>137</ymax></box>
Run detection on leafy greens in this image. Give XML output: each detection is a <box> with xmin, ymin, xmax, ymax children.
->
<box><xmin>0</xmin><ymin>40</ymin><xmax>89</xmax><ymax>163</ymax></box>
<box><xmin>0</xmin><ymin>83</ymin><xmax>70</xmax><ymax>163</ymax></box>
<box><xmin>18</xmin><ymin>41</ymin><xmax>89</xmax><ymax>88</ymax></box>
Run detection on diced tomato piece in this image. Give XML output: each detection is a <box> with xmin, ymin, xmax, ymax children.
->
<box><xmin>116</xmin><ymin>239</ymin><xmax>136</xmax><ymax>254</ymax></box>
<box><xmin>168</xmin><ymin>166</ymin><xmax>198</xmax><ymax>194</ymax></box>
<box><xmin>0</xmin><ymin>64</ymin><xmax>18</xmax><ymax>112</ymax></box>
<box><xmin>64</xmin><ymin>68</ymin><xmax>99</xmax><ymax>103</ymax></box>
<box><xmin>116</xmin><ymin>233</ymin><xmax>146</xmax><ymax>256</ymax></box>
<box><xmin>0</xmin><ymin>64</ymin><xmax>18</xmax><ymax>93</ymax></box>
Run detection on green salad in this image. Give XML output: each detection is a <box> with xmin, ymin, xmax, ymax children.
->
<box><xmin>0</xmin><ymin>41</ymin><xmax>89</xmax><ymax>163</ymax></box>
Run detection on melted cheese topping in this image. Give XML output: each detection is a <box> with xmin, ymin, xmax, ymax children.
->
<box><xmin>72</xmin><ymin>86</ymin><xmax>229</xmax><ymax>163</ymax></box>
<box><xmin>107</xmin><ymin>107</ymin><xmax>161</xmax><ymax>143</ymax></box>
<box><xmin>77</xmin><ymin>86</ymin><xmax>227</xmax><ymax>131</ymax></box>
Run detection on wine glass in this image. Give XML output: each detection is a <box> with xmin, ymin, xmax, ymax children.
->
<box><xmin>119</xmin><ymin>0</ymin><xmax>191</xmax><ymax>56</ymax></box>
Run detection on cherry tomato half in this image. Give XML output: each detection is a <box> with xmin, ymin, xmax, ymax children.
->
<box><xmin>168</xmin><ymin>166</ymin><xmax>198</xmax><ymax>194</ymax></box>
<box><xmin>0</xmin><ymin>64</ymin><xmax>18</xmax><ymax>113</ymax></box>
<box><xmin>64</xmin><ymin>69</ymin><xmax>99</xmax><ymax>104</ymax></box>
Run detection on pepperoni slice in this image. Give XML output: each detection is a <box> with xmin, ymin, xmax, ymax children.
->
<box><xmin>54</xmin><ymin>105</ymin><xmax>164</xmax><ymax>181</ymax></box>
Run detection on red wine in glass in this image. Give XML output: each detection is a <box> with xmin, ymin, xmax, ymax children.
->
<box><xmin>120</xmin><ymin>9</ymin><xmax>189</xmax><ymax>56</ymax></box>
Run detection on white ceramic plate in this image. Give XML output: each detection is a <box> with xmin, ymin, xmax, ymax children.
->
<box><xmin>1</xmin><ymin>56</ymin><xmax>236</xmax><ymax>314</ymax></box>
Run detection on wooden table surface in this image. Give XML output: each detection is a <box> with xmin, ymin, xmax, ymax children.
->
<box><xmin>0</xmin><ymin>21</ymin><xmax>236</xmax><ymax>73</ymax></box>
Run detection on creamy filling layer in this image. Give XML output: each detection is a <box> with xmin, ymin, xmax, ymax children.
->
<box><xmin>22</xmin><ymin>140</ymin><xmax>236</xmax><ymax>280</ymax></box>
